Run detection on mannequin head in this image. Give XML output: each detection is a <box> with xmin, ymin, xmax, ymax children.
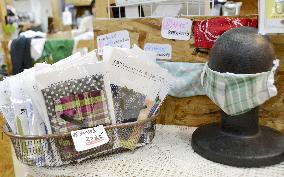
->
<box><xmin>208</xmin><ymin>27</ymin><xmax>275</xmax><ymax>74</ymax></box>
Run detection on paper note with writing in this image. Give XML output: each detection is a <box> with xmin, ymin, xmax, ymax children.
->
<box><xmin>144</xmin><ymin>43</ymin><xmax>172</xmax><ymax>60</ymax></box>
<box><xmin>71</xmin><ymin>125</ymin><xmax>109</xmax><ymax>152</ymax></box>
<box><xmin>97</xmin><ymin>30</ymin><xmax>131</xmax><ymax>55</ymax></box>
<box><xmin>161</xmin><ymin>17</ymin><xmax>192</xmax><ymax>40</ymax></box>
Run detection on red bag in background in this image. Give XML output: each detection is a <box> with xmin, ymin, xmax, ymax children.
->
<box><xmin>193</xmin><ymin>17</ymin><xmax>258</xmax><ymax>49</ymax></box>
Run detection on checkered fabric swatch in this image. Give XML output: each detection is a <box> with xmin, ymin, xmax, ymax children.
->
<box><xmin>201</xmin><ymin>62</ymin><xmax>278</xmax><ymax>116</ymax></box>
<box><xmin>42</xmin><ymin>75</ymin><xmax>111</xmax><ymax>133</ymax></box>
<box><xmin>54</xmin><ymin>90</ymin><xmax>109</xmax><ymax>128</ymax></box>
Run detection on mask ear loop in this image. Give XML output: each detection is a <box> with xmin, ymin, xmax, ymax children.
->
<box><xmin>200</xmin><ymin>62</ymin><xmax>208</xmax><ymax>87</ymax></box>
<box><xmin>267</xmin><ymin>59</ymin><xmax>280</xmax><ymax>97</ymax></box>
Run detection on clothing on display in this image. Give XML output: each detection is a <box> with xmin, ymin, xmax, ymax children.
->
<box><xmin>10</xmin><ymin>37</ymin><xmax>33</xmax><ymax>75</ymax></box>
<box><xmin>39</xmin><ymin>39</ymin><xmax>74</xmax><ymax>63</ymax></box>
<box><xmin>30</xmin><ymin>38</ymin><xmax>46</xmax><ymax>61</ymax></box>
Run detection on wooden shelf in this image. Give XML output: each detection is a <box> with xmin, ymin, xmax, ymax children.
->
<box><xmin>65</xmin><ymin>0</ymin><xmax>93</xmax><ymax>6</ymax></box>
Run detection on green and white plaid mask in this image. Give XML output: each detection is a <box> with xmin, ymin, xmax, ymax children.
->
<box><xmin>201</xmin><ymin>60</ymin><xmax>279</xmax><ymax>116</ymax></box>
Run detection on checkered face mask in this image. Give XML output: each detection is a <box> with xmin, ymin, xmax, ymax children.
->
<box><xmin>201</xmin><ymin>60</ymin><xmax>279</xmax><ymax>116</ymax></box>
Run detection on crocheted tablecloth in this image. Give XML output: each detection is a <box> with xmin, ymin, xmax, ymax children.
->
<box><xmin>26</xmin><ymin>125</ymin><xmax>284</xmax><ymax>177</ymax></box>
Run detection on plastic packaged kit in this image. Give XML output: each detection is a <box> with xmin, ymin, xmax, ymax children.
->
<box><xmin>2</xmin><ymin>47</ymin><xmax>173</xmax><ymax>167</ymax></box>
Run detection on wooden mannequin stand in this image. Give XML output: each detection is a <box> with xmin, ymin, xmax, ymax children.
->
<box><xmin>192</xmin><ymin>27</ymin><xmax>284</xmax><ymax>167</ymax></box>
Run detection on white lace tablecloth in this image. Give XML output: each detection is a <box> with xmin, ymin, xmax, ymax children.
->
<box><xmin>26</xmin><ymin>125</ymin><xmax>284</xmax><ymax>177</ymax></box>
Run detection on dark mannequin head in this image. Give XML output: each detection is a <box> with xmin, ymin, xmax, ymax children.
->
<box><xmin>208</xmin><ymin>27</ymin><xmax>275</xmax><ymax>74</ymax></box>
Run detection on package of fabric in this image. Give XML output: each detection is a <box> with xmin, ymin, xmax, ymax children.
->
<box><xmin>104</xmin><ymin>46</ymin><xmax>173</xmax><ymax>149</ymax></box>
<box><xmin>193</xmin><ymin>17</ymin><xmax>258</xmax><ymax>49</ymax></box>
<box><xmin>1</xmin><ymin>69</ymin><xmax>53</xmax><ymax>166</ymax></box>
<box><xmin>157</xmin><ymin>61</ymin><xmax>206</xmax><ymax>97</ymax></box>
<box><xmin>30</xmin><ymin>53</ymin><xmax>83</xmax><ymax>134</ymax></box>
<box><xmin>35</xmin><ymin>52</ymin><xmax>116</xmax><ymax>162</ymax></box>
<box><xmin>36</xmin><ymin>53</ymin><xmax>114</xmax><ymax>133</ymax></box>
<box><xmin>0</xmin><ymin>79</ymin><xmax>16</xmax><ymax>133</ymax></box>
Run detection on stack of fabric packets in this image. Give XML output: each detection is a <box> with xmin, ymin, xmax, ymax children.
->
<box><xmin>0</xmin><ymin>46</ymin><xmax>173</xmax><ymax>167</ymax></box>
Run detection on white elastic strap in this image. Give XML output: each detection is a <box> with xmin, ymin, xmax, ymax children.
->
<box><xmin>200</xmin><ymin>62</ymin><xmax>208</xmax><ymax>86</ymax></box>
<box><xmin>267</xmin><ymin>59</ymin><xmax>280</xmax><ymax>97</ymax></box>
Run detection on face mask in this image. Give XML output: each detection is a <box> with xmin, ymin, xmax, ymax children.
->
<box><xmin>201</xmin><ymin>59</ymin><xmax>279</xmax><ymax>116</ymax></box>
<box><xmin>157</xmin><ymin>61</ymin><xmax>206</xmax><ymax>97</ymax></box>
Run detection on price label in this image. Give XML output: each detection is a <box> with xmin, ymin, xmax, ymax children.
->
<box><xmin>97</xmin><ymin>30</ymin><xmax>131</xmax><ymax>55</ymax></box>
<box><xmin>71</xmin><ymin>125</ymin><xmax>109</xmax><ymax>152</ymax></box>
<box><xmin>144</xmin><ymin>43</ymin><xmax>172</xmax><ymax>60</ymax></box>
<box><xmin>161</xmin><ymin>17</ymin><xmax>192</xmax><ymax>40</ymax></box>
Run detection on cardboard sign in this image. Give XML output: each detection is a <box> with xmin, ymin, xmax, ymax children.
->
<box><xmin>161</xmin><ymin>17</ymin><xmax>192</xmax><ymax>40</ymax></box>
<box><xmin>144</xmin><ymin>43</ymin><xmax>172</xmax><ymax>60</ymax></box>
<box><xmin>97</xmin><ymin>30</ymin><xmax>131</xmax><ymax>55</ymax></box>
<box><xmin>71</xmin><ymin>125</ymin><xmax>109</xmax><ymax>152</ymax></box>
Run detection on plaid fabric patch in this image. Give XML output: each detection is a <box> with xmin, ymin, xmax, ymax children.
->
<box><xmin>54</xmin><ymin>90</ymin><xmax>109</xmax><ymax>128</ymax></box>
<box><xmin>42</xmin><ymin>75</ymin><xmax>112</xmax><ymax>133</ymax></box>
<box><xmin>202</xmin><ymin>62</ymin><xmax>277</xmax><ymax>116</ymax></box>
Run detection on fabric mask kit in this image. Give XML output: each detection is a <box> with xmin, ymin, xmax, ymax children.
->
<box><xmin>104</xmin><ymin>46</ymin><xmax>173</xmax><ymax>149</ymax></box>
<box><xmin>201</xmin><ymin>59</ymin><xmax>279</xmax><ymax>116</ymax></box>
<box><xmin>0</xmin><ymin>46</ymin><xmax>173</xmax><ymax>167</ymax></box>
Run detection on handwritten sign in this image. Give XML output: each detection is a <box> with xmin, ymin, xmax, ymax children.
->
<box><xmin>161</xmin><ymin>17</ymin><xmax>192</xmax><ymax>40</ymax></box>
<box><xmin>144</xmin><ymin>43</ymin><xmax>172</xmax><ymax>60</ymax></box>
<box><xmin>71</xmin><ymin>125</ymin><xmax>109</xmax><ymax>152</ymax></box>
<box><xmin>97</xmin><ymin>30</ymin><xmax>131</xmax><ymax>55</ymax></box>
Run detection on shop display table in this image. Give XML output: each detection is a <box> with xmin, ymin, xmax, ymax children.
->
<box><xmin>13</xmin><ymin>125</ymin><xmax>284</xmax><ymax>177</ymax></box>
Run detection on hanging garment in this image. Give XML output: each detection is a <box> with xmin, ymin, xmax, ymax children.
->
<box><xmin>158</xmin><ymin>61</ymin><xmax>206</xmax><ymax>97</ymax></box>
<box><xmin>193</xmin><ymin>17</ymin><xmax>258</xmax><ymax>49</ymax></box>
<box><xmin>39</xmin><ymin>39</ymin><xmax>74</xmax><ymax>63</ymax></box>
<box><xmin>10</xmin><ymin>37</ymin><xmax>33</xmax><ymax>75</ymax></box>
<box><xmin>30</xmin><ymin>38</ymin><xmax>46</xmax><ymax>61</ymax></box>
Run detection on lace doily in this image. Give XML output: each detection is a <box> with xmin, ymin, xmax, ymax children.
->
<box><xmin>26</xmin><ymin>125</ymin><xmax>284</xmax><ymax>177</ymax></box>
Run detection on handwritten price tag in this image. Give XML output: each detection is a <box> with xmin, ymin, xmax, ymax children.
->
<box><xmin>144</xmin><ymin>43</ymin><xmax>172</xmax><ymax>60</ymax></box>
<box><xmin>71</xmin><ymin>125</ymin><xmax>109</xmax><ymax>152</ymax></box>
<box><xmin>97</xmin><ymin>30</ymin><xmax>131</xmax><ymax>55</ymax></box>
<box><xmin>161</xmin><ymin>17</ymin><xmax>192</xmax><ymax>40</ymax></box>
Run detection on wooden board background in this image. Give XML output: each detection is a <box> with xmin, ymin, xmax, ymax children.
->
<box><xmin>94</xmin><ymin>17</ymin><xmax>284</xmax><ymax>133</ymax></box>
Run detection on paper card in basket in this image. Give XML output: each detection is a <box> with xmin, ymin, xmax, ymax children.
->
<box><xmin>71</xmin><ymin>125</ymin><xmax>109</xmax><ymax>152</ymax></box>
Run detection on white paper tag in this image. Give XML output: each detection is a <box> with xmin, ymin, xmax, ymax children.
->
<box><xmin>71</xmin><ymin>125</ymin><xmax>110</xmax><ymax>152</ymax></box>
<box><xmin>161</xmin><ymin>17</ymin><xmax>192</xmax><ymax>40</ymax></box>
<box><xmin>144</xmin><ymin>43</ymin><xmax>172</xmax><ymax>60</ymax></box>
<box><xmin>97</xmin><ymin>30</ymin><xmax>131</xmax><ymax>55</ymax></box>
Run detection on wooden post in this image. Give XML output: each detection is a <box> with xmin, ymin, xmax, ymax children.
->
<box><xmin>96</xmin><ymin>0</ymin><xmax>109</xmax><ymax>18</ymax></box>
<box><xmin>0</xmin><ymin>0</ymin><xmax>7</xmax><ymax>25</ymax></box>
<box><xmin>51</xmin><ymin>0</ymin><xmax>63</xmax><ymax>32</ymax></box>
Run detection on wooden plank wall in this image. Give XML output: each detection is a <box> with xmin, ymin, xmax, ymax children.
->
<box><xmin>94</xmin><ymin>17</ymin><xmax>284</xmax><ymax>133</ymax></box>
<box><xmin>0</xmin><ymin>116</ymin><xmax>15</xmax><ymax>177</ymax></box>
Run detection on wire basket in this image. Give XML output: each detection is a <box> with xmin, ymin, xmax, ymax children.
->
<box><xmin>2</xmin><ymin>115</ymin><xmax>157</xmax><ymax>167</ymax></box>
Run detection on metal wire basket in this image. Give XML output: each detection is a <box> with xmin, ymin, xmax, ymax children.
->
<box><xmin>2</xmin><ymin>115</ymin><xmax>157</xmax><ymax>167</ymax></box>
